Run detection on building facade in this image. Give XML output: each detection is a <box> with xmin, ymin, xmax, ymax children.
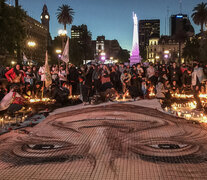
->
<box><xmin>170</xmin><ymin>14</ymin><xmax>194</xmax><ymax>37</ymax></box>
<box><xmin>147</xmin><ymin>36</ymin><xmax>184</xmax><ymax>63</ymax></box>
<box><xmin>92</xmin><ymin>36</ymin><xmax>121</xmax><ymax>61</ymax></box>
<box><xmin>71</xmin><ymin>25</ymin><xmax>88</xmax><ymax>44</ymax></box>
<box><xmin>139</xmin><ymin>19</ymin><xmax>160</xmax><ymax>51</ymax></box>
<box><xmin>23</xmin><ymin>4</ymin><xmax>51</xmax><ymax>64</ymax></box>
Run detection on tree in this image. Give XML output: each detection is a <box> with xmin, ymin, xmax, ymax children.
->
<box><xmin>174</xmin><ymin>30</ymin><xmax>187</xmax><ymax>64</ymax></box>
<box><xmin>192</xmin><ymin>2</ymin><xmax>207</xmax><ymax>34</ymax></box>
<box><xmin>140</xmin><ymin>47</ymin><xmax>147</xmax><ymax>61</ymax></box>
<box><xmin>182</xmin><ymin>37</ymin><xmax>200</xmax><ymax>62</ymax></box>
<box><xmin>69</xmin><ymin>39</ymin><xmax>84</xmax><ymax>66</ymax></box>
<box><xmin>0</xmin><ymin>0</ymin><xmax>26</xmax><ymax>64</ymax></box>
<box><xmin>117</xmin><ymin>49</ymin><xmax>130</xmax><ymax>63</ymax></box>
<box><xmin>78</xmin><ymin>25</ymin><xmax>94</xmax><ymax>60</ymax></box>
<box><xmin>56</xmin><ymin>4</ymin><xmax>74</xmax><ymax>31</ymax></box>
<box><xmin>199</xmin><ymin>37</ymin><xmax>207</xmax><ymax>63</ymax></box>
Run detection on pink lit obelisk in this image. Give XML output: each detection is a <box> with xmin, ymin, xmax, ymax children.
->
<box><xmin>130</xmin><ymin>12</ymin><xmax>141</xmax><ymax>65</ymax></box>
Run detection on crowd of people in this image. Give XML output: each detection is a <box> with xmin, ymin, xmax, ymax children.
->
<box><xmin>0</xmin><ymin>60</ymin><xmax>206</xmax><ymax>113</ymax></box>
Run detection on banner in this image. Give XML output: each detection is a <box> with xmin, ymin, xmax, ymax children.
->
<box><xmin>45</xmin><ymin>51</ymin><xmax>52</xmax><ymax>88</ymax></box>
<box><xmin>23</xmin><ymin>52</ymin><xmax>28</xmax><ymax>64</ymax></box>
<box><xmin>61</xmin><ymin>37</ymin><xmax>69</xmax><ymax>63</ymax></box>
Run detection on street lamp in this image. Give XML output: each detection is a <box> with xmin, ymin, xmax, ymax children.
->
<box><xmin>58</xmin><ymin>29</ymin><xmax>67</xmax><ymax>36</ymax></box>
<box><xmin>11</xmin><ymin>61</ymin><xmax>16</xmax><ymax>66</ymax></box>
<box><xmin>164</xmin><ymin>50</ymin><xmax>169</xmax><ymax>54</ymax></box>
<box><xmin>55</xmin><ymin>49</ymin><xmax>62</xmax><ymax>54</ymax></box>
<box><xmin>28</xmin><ymin>41</ymin><xmax>36</xmax><ymax>47</ymax></box>
<box><xmin>100</xmin><ymin>52</ymin><xmax>106</xmax><ymax>61</ymax></box>
<box><xmin>155</xmin><ymin>56</ymin><xmax>160</xmax><ymax>61</ymax></box>
<box><xmin>27</xmin><ymin>41</ymin><xmax>36</xmax><ymax>64</ymax></box>
<box><xmin>58</xmin><ymin>29</ymin><xmax>67</xmax><ymax>52</ymax></box>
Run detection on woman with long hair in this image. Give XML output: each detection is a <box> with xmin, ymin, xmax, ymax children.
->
<box><xmin>5</xmin><ymin>64</ymin><xmax>25</xmax><ymax>84</ymax></box>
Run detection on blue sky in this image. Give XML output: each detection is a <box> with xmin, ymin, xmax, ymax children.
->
<box><xmin>15</xmin><ymin>0</ymin><xmax>204</xmax><ymax>51</ymax></box>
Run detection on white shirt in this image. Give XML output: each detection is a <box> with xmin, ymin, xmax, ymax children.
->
<box><xmin>39</xmin><ymin>66</ymin><xmax>45</xmax><ymax>81</ymax></box>
<box><xmin>59</xmin><ymin>70</ymin><xmax>67</xmax><ymax>81</ymax></box>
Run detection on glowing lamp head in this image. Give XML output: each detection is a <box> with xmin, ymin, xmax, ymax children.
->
<box><xmin>56</xmin><ymin>49</ymin><xmax>62</xmax><ymax>54</ymax></box>
<box><xmin>101</xmin><ymin>56</ymin><xmax>106</xmax><ymax>61</ymax></box>
<box><xmin>11</xmin><ymin>61</ymin><xmax>16</xmax><ymax>65</ymax></box>
<box><xmin>100</xmin><ymin>52</ymin><xmax>106</xmax><ymax>56</ymax></box>
<box><xmin>28</xmin><ymin>41</ymin><xmax>36</xmax><ymax>47</ymax></box>
<box><xmin>164</xmin><ymin>54</ymin><xmax>169</xmax><ymax>58</ymax></box>
<box><xmin>58</xmin><ymin>29</ymin><xmax>67</xmax><ymax>36</ymax></box>
<box><xmin>164</xmin><ymin>50</ymin><xmax>169</xmax><ymax>54</ymax></box>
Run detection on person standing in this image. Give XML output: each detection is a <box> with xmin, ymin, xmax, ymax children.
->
<box><xmin>192</xmin><ymin>63</ymin><xmax>202</xmax><ymax>110</ymax></box>
<box><xmin>146</xmin><ymin>63</ymin><xmax>156</xmax><ymax>86</ymax></box>
<box><xmin>58</xmin><ymin>66</ymin><xmax>67</xmax><ymax>87</ymax></box>
<box><xmin>38</xmin><ymin>65</ymin><xmax>46</xmax><ymax>86</ymax></box>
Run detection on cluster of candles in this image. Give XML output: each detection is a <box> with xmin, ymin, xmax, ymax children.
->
<box><xmin>171</xmin><ymin>93</ymin><xmax>207</xmax><ymax>99</ymax></box>
<box><xmin>0</xmin><ymin>114</ymin><xmax>28</xmax><ymax>128</ymax></box>
<box><xmin>29</xmin><ymin>98</ymin><xmax>55</xmax><ymax>103</ymax></box>
<box><xmin>68</xmin><ymin>95</ymin><xmax>80</xmax><ymax>99</ymax></box>
<box><xmin>165</xmin><ymin>94</ymin><xmax>207</xmax><ymax>124</ymax></box>
<box><xmin>149</xmin><ymin>92</ymin><xmax>156</xmax><ymax>97</ymax></box>
<box><xmin>149</xmin><ymin>87</ymin><xmax>155</xmax><ymax>97</ymax></box>
<box><xmin>115</xmin><ymin>92</ymin><xmax>130</xmax><ymax>101</ymax></box>
<box><xmin>165</xmin><ymin>106</ymin><xmax>207</xmax><ymax>123</ymax></box>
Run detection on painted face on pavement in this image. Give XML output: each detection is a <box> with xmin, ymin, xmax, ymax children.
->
<box><xmin>0</xmin><ymin>104</ymin><xmax>207</xmax><ymax>179</ymax></box>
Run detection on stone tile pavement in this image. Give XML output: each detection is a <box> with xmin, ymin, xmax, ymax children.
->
<box><xmin>0</xmin><ymin>102</ymin><xmax>207</xmax><ymax>179</ymax></box>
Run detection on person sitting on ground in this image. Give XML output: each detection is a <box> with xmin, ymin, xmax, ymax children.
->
<box><xmin>5</xmin><ymin>64</ymin><xmax>25</xmax><ymax>85</ymax></box>
<box><xmin>33</xmin><ymin>82</ymin><xmax>42</xmax><ymax>98</ymax></box>
<box><xmin>171</xmin><ymin>80</ymin><xmax>179</xmax><ymax>93</ymax></box>
<box><xmin>62</xmin><ymin>82</ymin><xmax>72</xmax><ymax>97</ymax></box>
<box><xmin>182</xmin><ymin>67</ymin><xmax>192</xmax><ymax>92</ymax></box>
<box><xmin>25</xmin><ymin>67</ymin><xmax>34</xmax><ymax>86</ymax></box>
<box><xmin>156</xmin><ymin>78</ymin><xmax>166</xmax><ymax>99</ymax></box>
<box><xmin>121</xmin><ymin>70</ymin><xmax>131</xmax><ymax>93</ymax></box>
<box><xmin>7</xmin><ymin>85</ymin><xmax>25</xmax><ymax>114</ymax></box>
<box><xmin>0</xmin><ymin>81</ymin><xmax>8</xmax><ymax>101</ymax></box>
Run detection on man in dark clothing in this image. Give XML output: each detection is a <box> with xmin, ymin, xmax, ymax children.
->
<box><xmin>182</xmin><ymin>68</ymin><xmax>192</xmax><ymax>91</ymax></box>
<box><xmin>68</xmin><ymin>65</ymin><xmax>79</xmax><ymax>95</ymax></box>
<box><xmin>170</xmin><ymin>62</ymin><xmax>181</xmax><ymax>85</ymax></box>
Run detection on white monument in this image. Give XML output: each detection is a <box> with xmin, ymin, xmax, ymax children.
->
<box><xmin>130</xmin><ymin>12</ymin><xmax>141</xmax><ymax>65</ymax></box>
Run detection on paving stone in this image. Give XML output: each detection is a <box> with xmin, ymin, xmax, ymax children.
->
<box><xmin>0</xmin><ymin>103</ymin><xmax>207</xmax><ymax>179</ymax></box>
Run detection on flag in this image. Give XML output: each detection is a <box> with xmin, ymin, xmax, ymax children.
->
<box><xmin>23</xmin><ymin>52</ymin><xmax>28</xmax><ymax>63</ymax></box>
<box><xmin>61</xmin><ymin>37</ymin><xmax>69</xmax><ymax>63</ymax></box>
<box><xmin>44</xmin><ymin>51</ymin><xmax>52</xmax><ymax>88</ymax></box>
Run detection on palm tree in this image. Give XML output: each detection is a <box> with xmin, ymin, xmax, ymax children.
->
<box><xmin>174</xmin><ymin>30</ymin><xmax>187</xmax><ymax>64</ymax></box>
<box><xmin>192</xmin><ymin>2</ymin><xmax>207</xmax><ymax>33</ymax></box>
<box><xmin>56</xmin><ymin>4</ymin><xmax>74</xmax><ymax>31</ymax></box>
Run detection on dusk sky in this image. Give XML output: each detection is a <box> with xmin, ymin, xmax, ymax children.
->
<box><xmin>14</xmin><ymin>0</ymin><xmax>204</xmax><ymax>51</ymax></box>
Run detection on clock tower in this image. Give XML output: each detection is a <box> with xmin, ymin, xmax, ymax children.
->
<box><xmin>41</xmin><ymin>4</ymin><xmax>50</xmax><ymax>32</ymax></box>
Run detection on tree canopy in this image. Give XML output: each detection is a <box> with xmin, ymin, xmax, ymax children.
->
<box><xmin>0</xmin><ymin>0</ymin><xmax>26</xmax><ymax>63</ymax></box>
<box><xmin>56</xmin><ymin>4</ymin><xmax>74</xmax><ymax>30</ymax></box>
<box><xmin>192</xmin><ymin>2</ymin><xmax>207</xmax><ymax>33</ymax></box>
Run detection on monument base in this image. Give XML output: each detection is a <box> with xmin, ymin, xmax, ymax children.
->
<box><xmin>129</xmin><ymin>55</ymin><xmax>141</xmax><ymax>66</ymax></box>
